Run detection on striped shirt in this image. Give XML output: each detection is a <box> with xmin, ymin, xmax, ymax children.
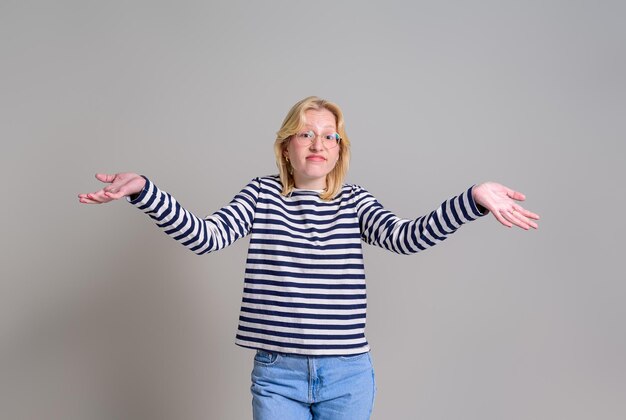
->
<box><xmin>128</xmin><ymin>175</ymin><xmax>485</xmax><ymax>356</ymax></box>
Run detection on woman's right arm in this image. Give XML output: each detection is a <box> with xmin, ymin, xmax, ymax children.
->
<box><xmin>78</xmin><ymin>173</ymin><xmax>260</xmax><ymax>254</ymax></box>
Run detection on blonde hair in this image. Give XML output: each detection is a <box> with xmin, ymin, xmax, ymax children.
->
<box><xmin>274</xmin><ymin>96</ymin><xmax>351</xmax><ymax>201</ymax></box>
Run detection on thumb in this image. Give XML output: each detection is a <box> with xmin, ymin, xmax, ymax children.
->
<box><xmin>506</xmin><ymin>188</ymin><xmax>526</xmax><ymax>201</ymax></box>
<box><xmin>95</xmin><ymin>173</ymin><xmax>116</xmax><ymax>183</ymax></box>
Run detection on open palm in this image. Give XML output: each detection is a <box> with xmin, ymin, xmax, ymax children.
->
<box><xmin>78</xmin><ymin>173</ymin><xmax>146</xmax><ymax>204</ymax></box>
<box><xmin>472</xmin><ymin>182</ymin><xmax>540</xmax><ymax>230</ymax></box>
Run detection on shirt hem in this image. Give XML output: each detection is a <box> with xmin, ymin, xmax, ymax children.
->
<box><xmin>235</xmin><ymin>341</ymin><xmax>371</xmax><ymax>357</ymax></box>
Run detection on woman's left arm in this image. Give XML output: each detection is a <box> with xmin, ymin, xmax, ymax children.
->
<box><xmin>355</xmin><ymin>185</ymin><xmax>486</xmax><ymax>255</ymax></box>
<box><xmin>355</xmin><ymin>182</ymin><xmax>539</xmax><ymax>255</ymax></box>
<box><xmin>471</xmin><ymin>182</ymin><xmax>540</xmax><ymax>230</ymax></box>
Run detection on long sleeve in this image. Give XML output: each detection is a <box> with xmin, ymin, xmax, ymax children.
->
<box><xmin>127</xmin><ymin>177</ymin><xmax>260</xmax><ymax>255</ymax></box>
<box><xmin>353</xmin><ymin>185</ymin><xmax>485</xmax><ymax>255</ymax></box>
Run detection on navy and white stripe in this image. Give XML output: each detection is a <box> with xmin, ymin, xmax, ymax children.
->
<box><xmin>129</xmin><ymin>175</ymin><xmax>484</xmax><ymax>356</ymax></box>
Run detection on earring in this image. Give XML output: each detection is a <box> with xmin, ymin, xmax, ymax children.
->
<box><xmin>285</xmin><ymin>156</ymin><xmax>293</xmax><ymax>174</ymax></box>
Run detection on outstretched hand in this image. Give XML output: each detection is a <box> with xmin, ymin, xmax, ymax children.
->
<box><xmin>78</xmin><ymin>173</ymin><xmax>146</xmax><ymax>204</ymax></box>
<box><xmin>472</xmin><ymin>182</ymin><xmax>540</xmax><ymax>230</ymax></box>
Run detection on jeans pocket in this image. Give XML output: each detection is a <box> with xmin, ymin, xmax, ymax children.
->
<box><xmin>254</xmin><ymin>350</ymin><xmax>280</xmax><ymax>366</ymax></box>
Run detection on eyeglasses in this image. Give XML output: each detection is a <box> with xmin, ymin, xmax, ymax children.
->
<box><xmin>292</xmin><ymin>130</ymin><xmax>341</xmax><ymax>149</ymax></box>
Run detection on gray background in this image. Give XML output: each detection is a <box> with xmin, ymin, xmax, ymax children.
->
<box><xmin>1</xmin><ymin>0</ymin><xmax>624</xmax><ymax>419</ymax></box>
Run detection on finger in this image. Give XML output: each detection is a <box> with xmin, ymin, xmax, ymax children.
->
<box><xmin>508</xmin><ymin>210</ymin><xmax>531</xmax><ymax>230</ymax></box>
<box><xmin>104</xmin><ymin>190</ymin><xmax>125</xmax><ymax>200</ymax></box>
<box><xmin>86</xmin><ymin>191</ymin><xmax>112</xmax><ymax>204</ymax></box>
<box><xmin>522</xmin><ymin>209</ymin><xmax>540</xmax><ymax>220</ymax></box>
<box><xmin>80</xmin><ymin>193</ymin><xmax>107</xmax><ymax>204</ymax></box>
<box><xmin>501</xmin><ymin>209</ymin><xmax>520</xmax><ymax>228</ymax></box>
<box><xmin>512</xmin><ymin>210</ymin><xmax>538</xmax><ymax>229</ymax></box>
<box><xmin>494</xmin><ymin>209</ymin><xmax>514</xmax><ymax>228</ymax></box>
<box><xmin>506</xmin><ymin>188</ymin><xmax>526</xmax><ymax>201</ymax></box>
<box><xmin>105</xmin><ymin>183</ymin><xmax>135</xmax><ymax>199</ymax></box>
<box><xmin>103</xmin><ymin>185</ymin><xmax>119</xmax><ymax>193</ymax></box>
<box><xmin>95</xmin><ymin>173</ymin><xmax>116</xmax><ymax>183</ymax></box>
<box><xmin>513</xmin><ymin>205</ymin><xmax>540</xmax><ymax>221</ymax></box>
<box><xmin>85</xmin><ymin>193</ymin><xmax>105</xmax><ymax>203</ymax></box>
<box><xmin>78</xmin><ymin>196</ymin><xmax>100</xmax><ymax>204</ymax></box>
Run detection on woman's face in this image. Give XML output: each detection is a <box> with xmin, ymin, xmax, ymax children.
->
<box><xmin>284</xmin><ymin>108</ymin><xmax>341</xmax><ymax>190</ymax></box>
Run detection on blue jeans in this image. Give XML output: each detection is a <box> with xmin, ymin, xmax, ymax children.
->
<box><xmin>251</xmin><ymin>350</ymin><xmax>376</xmax><ymax>420</ymax></box>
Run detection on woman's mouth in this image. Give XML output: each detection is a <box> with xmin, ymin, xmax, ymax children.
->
<box><xmin>306</xmin><ymin>155</ymin><xmax>326</xmax><ymax>162</ymax></box>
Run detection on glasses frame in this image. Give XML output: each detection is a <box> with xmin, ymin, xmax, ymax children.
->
<box><xmin>291</xmin><ymin>130</ymin><xmax>342</xmax><ymax>150</ymax></box>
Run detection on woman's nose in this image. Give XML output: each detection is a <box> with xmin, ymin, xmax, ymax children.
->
<box><xmin>309</xmin><ymin>135</ymin><xmax>324</xmax><ymax>151</ymax></box>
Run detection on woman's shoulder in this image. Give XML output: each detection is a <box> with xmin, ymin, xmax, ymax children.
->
<box><xmin>333</xmin><ymin>183</ymin><xmax>376</xmax><ymax>204</ymax></box>
<box><xmin>341</xmin><ymin>182</ymin><xmax>370</xmax><ymax>194</ymax></box>
<box><xmin>258</xmin><ymin>174</ymin><xmax>280</xmax><ymax>181</ymax></box>
<box><xmin>248</xmin><ymin>174</ymin><xmax>282</xmax><ymax>193</ymax></box>
<box><xmin>257</xmin><ymin>174</ymin><xmax>281</xmax><ymax>185</ymax></box>
<box><xmin>245</xmin><ymin>174</ymin><xmax>280</xmax><ymax>184</ymax></box>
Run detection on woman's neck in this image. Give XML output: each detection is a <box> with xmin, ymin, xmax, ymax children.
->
<box><xmin>293</xmin><ymin>175</ymin><xmax>326</xmax><ymax>191</ymax></box>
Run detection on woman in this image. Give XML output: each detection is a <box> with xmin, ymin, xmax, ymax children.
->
<box><xmin>78</xmin><ymin>96</ymin><xmax>539</xmax><ymax>419</ymax></box>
